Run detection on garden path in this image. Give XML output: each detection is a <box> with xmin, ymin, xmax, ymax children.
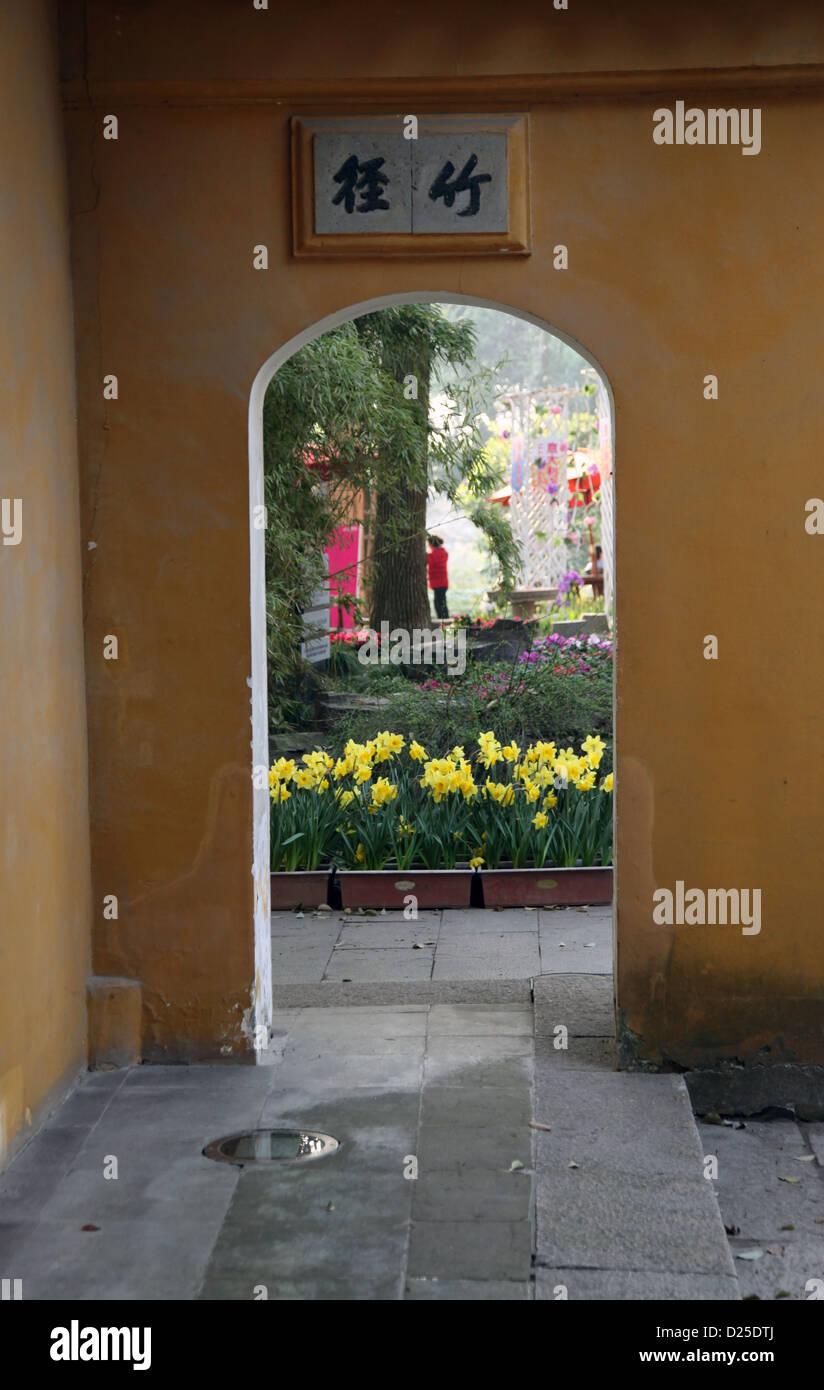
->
<box><xmin>271</xmin><ymin>904</ymin><xmax>612</xmax><ymax>997</ymax></box>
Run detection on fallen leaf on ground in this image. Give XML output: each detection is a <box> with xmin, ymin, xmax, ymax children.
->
<box><xmin>776</xmin><ymin>1291</ymin><xmax>792</xmax><ymax>1299</ymax></box>
<box><xmin>325</xmin><ymin>1202</ymin><xmax>335</xmax><ymax>1211</ymax></box>
<box><xmin>704</xmin><ymin>1111</ymin><xmax>723</xmax><ymax>1125</ymax></box>
<box><xmin>778</xmin><ymin>1175</ymin><xmax>800</xmax><ymax>1183</ymax></box>
<box><xmin>794</xmin><ymin>1155</ymin><xmax>815</xmax><ymax>1162</ymax></box>
<box><xmin>780</xmin><ymin>1224</ymin><xmax>795</xmax><ymax>1231</ymax></box>
<box><xmin>529</xmin><ymin>1120</ymin><xmax>552</xmax><ymax>1132</ymax></box>
<box><xmin>765</xmin><ymin>1245</ymin><xmax>785</xmax><ymax>1256</ymax></box>
<box><xmin>735</xmin><ymin>1249</ymin><xmax>764</xmax><ymax>1261</ymax></box>
<box><xmin>81</xmin><ymin>1224</ymin><xmax>100</xmax><ymax>1232</ymax></box>
<box><xmin>724</xmin><ymin>1223</ymin><xmax>740</xmax><ymax>1236</ymax></box>
<box><xmin>509</xmin><ymin>1160</ymin><xmax>524</xmax><ymax>1171</ymax></box>
<box><xmin>568</xmin><ymin>1160</ymin><xmax>579</xmax><ymax>1169</ymax></box>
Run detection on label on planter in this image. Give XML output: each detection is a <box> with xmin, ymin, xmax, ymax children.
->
<box><xmin>394</xmin><ymin>880</ymin><xmax>415</xmax><ymax>890</ymax></box>
<box><xmin>537</xmin><ymin>879</ymin><xmax>558</xmax><ymax>889</ymax></box>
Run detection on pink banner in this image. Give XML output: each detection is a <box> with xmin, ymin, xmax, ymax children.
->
<box><xmin>325</xmin><ymin>524</ymin><xmax>360</xmax><ymax>629</ymax></box>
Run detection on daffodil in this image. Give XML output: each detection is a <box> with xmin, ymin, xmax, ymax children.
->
<box><xmin>602</xmin><ymin>773</ymin><xmax>614</xmax><ymax>793</ymax></box>
<box><xmin>532</xmin><ymin>811</ymin><xmax>548</xmax><ymax>829</ymax></box>
<box><xmin>371</xmin><ymin>777</ymin><xmax>397</xmax><ymax>806</ymax></box>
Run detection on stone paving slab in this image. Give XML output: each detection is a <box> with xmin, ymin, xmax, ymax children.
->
<box><xmin>533</xmin><ymin>972</ymin><xmax>615</xmax><ymax>1037</ymax></box>
<box><xmin>535</xmin><ymin>1269</ymin><xmax>741</xmax><ymax>1300</ymax></box>
<box><xmin>336</xmin><ymin>922</ymin><xmax>439</xmax><ymax>948</ymax></box>
<box><xmin>270</xmin><ymin>907</ymin><xmax>613</xmax><ymax>990</ymax></box>
<box><xmin>437</xmin><ymin>909</ymin><xmax>539</xmax><ymax>936</ymax></box>
<box><xmin>533</xmin><ymin>1060</ymin><xmax>737</xmax><ymax>1287</ymax></box>
<box><xmin>534</xmin><ymin>1035</ymin><xmax>616</xmax><ymax>1072</ymax></box>
<box><xmin>433</xmin><ymin>933</ymin><xmax>541</xmax><ymax>981</ymax></box>
<box><xmin>535</xmin><ymin>1071</ymin><xmax>709</xmax><ymax>1179</ymax></box>
<box><xmin>536</xmin><ymin>1168</ymin><xmax>735</xmax><ymax>1274</ymax></box>
<box><xmin>405</xmin><ymin>1277</ymin><xmax>530</xmax><ymax>1299</ymax></box>
<box><xmin>411</xmin><ymin>1167</ymin><xmax>533</xmax><ymax>1222</ymax></box>
<box><xmin>323</xmin><ymin>947</ymin><xmax>435</xmax><ymax>982</ymax></box>
<box><xmin>271</xmin><ymin>946</ymin><xmax>335</xmax><ymax>982</ymax></box>
<box><xmin>539</xmin><ymin>911</ymin><xmax>612</xmax><ymax>974</ymax></box>
<box><xmin>702</xmin><ymin>1118</ymin><xmax>824</xmax><ymax>1238</ymax></box>
<box><xmin>407</xmin><ymin>1220</ymin><xmax>533</xmax><ymax>1282</ymax></box>
<box><xmin>271</xmin><ymin>1052</ymin><xmax>426</xmax><ymax>1094</ymax></box>
<box><xmin>707</xmin><ymin>1116</ymin><xmax>824</xmax><ymax>1299</ymax></box>
<box><xmin>417</xmin><ymin>1121</ymin><xmax>532</xmax><ymax>1174</ymax></box>
<box><xmin>727</xmin><ymin>1236</ymin><xmax>824</xmax><ymax>1301</ymax></box>
<box><xmin>426</xmin><ymin>1003</ymin><xmax>533</xmax><ymax>1035</ymax></box>
<box><xmin>274</xmin><ymin>980</ymin><xmax>532</xmax><ymax>1007</ymax></box>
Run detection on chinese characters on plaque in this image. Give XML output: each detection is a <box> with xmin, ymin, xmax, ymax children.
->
<box><xmin>313</xmin><ymin>131</ymin><xmax>507</xmax><ymax>234</ymax></box>
<box><xmin>293</xmin><ymin>116</ymin><xmax>530</xmax><ymax>255</ymax></box>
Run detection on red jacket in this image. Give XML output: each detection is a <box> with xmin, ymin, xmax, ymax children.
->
<box><xmin>427</xmin><ymin>542</ymin><xmax>447</xmax><ymax>586</ymax></box>
<box><xmin>427</xmin><ymin>546</ymin><xmax>449</xmax><ymax>588</ymax></box>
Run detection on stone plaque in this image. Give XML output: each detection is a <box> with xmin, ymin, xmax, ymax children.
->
<box><xmin>292</xmin><ymin>114</ymin><xmax>530</xmax><ymax>257</ymax></box>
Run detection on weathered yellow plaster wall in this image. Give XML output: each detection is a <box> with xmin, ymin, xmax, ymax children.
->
<box><xmin>0</xmin><ymin>0</ymin><xmax>91</xmax><ymax>1168</ymax></box>
<box><xmin>59</xmin><ymin>1</ymin><xmax>824</xmax><ymax>1066</ymax></box>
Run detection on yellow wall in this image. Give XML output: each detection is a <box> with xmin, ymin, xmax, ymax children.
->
<box><xmin>0</xmin><ymin>0</ymin><xmax>91</xmax><ymax>1168</ymax></box>
<box><xmin>54</xmin><ymin>1</ymin><xmax>824</xmax><ymax>1067</ymax></box>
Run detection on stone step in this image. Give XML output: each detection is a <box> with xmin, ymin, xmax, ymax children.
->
<box><xmin>532</xmin><ymin>973</ymin><xmax>740</xmax><ymax>1300</ymax></box>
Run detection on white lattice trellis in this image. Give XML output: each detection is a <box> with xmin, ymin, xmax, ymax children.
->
<box><xmin>507</xmin><ymin>378</ymin><xmax>610</xmax><ymax>593</ymax></box>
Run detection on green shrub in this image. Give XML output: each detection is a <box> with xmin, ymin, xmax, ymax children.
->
<box><xmin>328</xmin><ymin>663</ymin><xmax>613</xmax><ymax>774</ymax></box>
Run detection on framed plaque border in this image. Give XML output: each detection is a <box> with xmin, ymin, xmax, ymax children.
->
<box><xmin>291</xmin><ymin>112</ymin><xmax>531</xmax><ymax>258</ymax></box>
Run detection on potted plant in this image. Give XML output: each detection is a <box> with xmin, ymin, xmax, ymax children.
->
<box><xmin>467</xmin><ymin>734</ymin><xmax>614</xmax><ymax>907</ymax></box>
<box><xmin>269</xmin><ymin>754</ymin><xmax>337</xmax><ymax>909</ymax></box>
<box><xmin>333</xmin><ymin>736</ymin><xmax>474</xmax><ymax>908</ymax></box>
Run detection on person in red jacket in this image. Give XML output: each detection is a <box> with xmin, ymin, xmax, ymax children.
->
<box><xmin>426</xmin><ymin>534</ymin><xmax>449</xmax><ymax>619</ymax></box>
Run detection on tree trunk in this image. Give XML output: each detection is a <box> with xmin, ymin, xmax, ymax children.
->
<box><xmin>369</xmin><ymin>340</ymin><xmax>432</xmax><ymax>632</ymax></box>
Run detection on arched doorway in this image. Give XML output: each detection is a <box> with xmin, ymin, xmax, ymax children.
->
<box><xmin>248</xmin><ymin>294</ymin><xmax>616</xmax><ymax>1055</ymax></box>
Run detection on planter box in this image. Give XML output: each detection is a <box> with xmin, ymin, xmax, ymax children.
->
<box><xmin>481</xmin><ymin>865</ymin><xmax>612</xmax><ymax>908</ymax></box>
<box><xmin>338</xmin><ymin>868</ymin><xmax>473</xmax><ymax>910</ymax></box>
<box><xmin>270</xmin><ymin>869</ymin><xmax>330</xmax><ymax>911</ymax></box>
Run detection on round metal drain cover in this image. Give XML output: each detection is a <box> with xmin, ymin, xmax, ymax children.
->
<box><xmin>203</xmin><ymin>1129</ymin><xmax>340</xmax><ymax>1166</ymax></box>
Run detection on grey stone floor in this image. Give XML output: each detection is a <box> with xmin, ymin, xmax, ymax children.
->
<box><xmin>0</xmin><ymin>1004</ymin><xmax>538</xmax><ymax>1301</ymax></box>
<box><xmin>272</xmin><ymin>903</ymin><xmax>613</xmax><ymax>987</ymax></box>
<box><xmin>3</xmin><ymin>908</ymin><xmax>819</xmax><ymax>1300</ymax></box>
<box><xmin>702</xmin><ymin>1116</ymin><xmax>824</xmax><ymax>1301</ymax></box>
